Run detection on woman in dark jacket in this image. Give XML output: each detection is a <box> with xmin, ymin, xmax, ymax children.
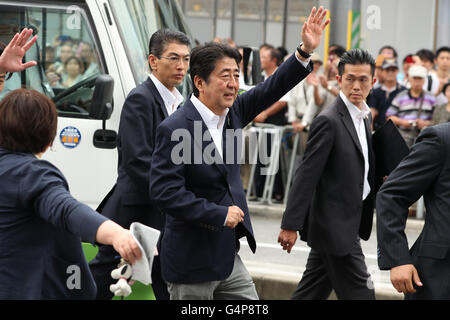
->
<box><xmin>0</xmin><ymin>89</ymin><xmax>141</xmax><ymax>299</ymax></box>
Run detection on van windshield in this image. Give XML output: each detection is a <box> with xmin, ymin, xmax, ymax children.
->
<box><xmin>109</xmin><ymin>0</ymin><xmax>194</xmax><ymax>97</ymax></box>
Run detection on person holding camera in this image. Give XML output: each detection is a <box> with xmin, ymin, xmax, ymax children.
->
<box><xmin>386</xmin><ymin>65</ymin><xmax>438</xmax><ymax>147</ymax></box>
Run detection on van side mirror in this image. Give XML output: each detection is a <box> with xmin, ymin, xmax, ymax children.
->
<box><xmin>242</xmin><ymin>47</ymin><xmax>263</xmax><ymax>86</ymax></box>
<box><xmin>89</xmin><ymin>74</ymin><xmax>114</xmax><ymax>120</ymax></box>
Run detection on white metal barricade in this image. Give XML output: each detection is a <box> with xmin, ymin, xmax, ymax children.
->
<box><xmin>244</xmin><ymin>124</ymin><xmax>307</xmax><ymax>205</ymax></box>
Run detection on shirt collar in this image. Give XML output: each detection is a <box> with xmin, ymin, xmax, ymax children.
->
<box><xmin>149</xmin><ymin>73</ymin><xmax>184</xmax><ymax>108</ymax></box>
<box><xmin>339</xmin><ymin>90</ymin><xmax>370</xmax><ymax>120</ymax></box>
<box><xmin>190</xmin><ymin>95</ymin><xmax>229</xmax><ymax>129</ymax></box>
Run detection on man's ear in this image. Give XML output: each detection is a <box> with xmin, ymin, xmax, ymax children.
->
<box><xmin>336</xmin><ymin>74</ymin><xmax>342</xmax><ymax>87</ymax></box>
<box><xmin>194</xmin><ymin>75</ymin><xmax>205</xmax><ymax>95</ymax></box>
<box><xmin>148</xmin><ymin>54</ymin><xmax>158</xmax><ymax>71</ymax></box>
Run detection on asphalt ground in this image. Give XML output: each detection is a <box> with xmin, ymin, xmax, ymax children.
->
<box><xmin>242</xmin><ymin>202</ymin><xmax>424</xmax><ymax>300</ymax></box>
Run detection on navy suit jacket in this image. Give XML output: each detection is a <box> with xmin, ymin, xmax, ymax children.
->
<box><xmin>0</xmin><ymin>148</ymin><xmax>107</xmax><ymax>299</ymax></box>
<box><xmin>150</xmin><ymin>54</ymin><xmax>312</xmax><ymax>283</ymax></box>
<box><xmin>91</xmin><ymin>77</ymin><xmax>169</xmax><ymax>265</ymax></box>
<box><xmin>377</xmin><ymin>123</ymin><xmax>450</xmax><ymax>299</ymax></box>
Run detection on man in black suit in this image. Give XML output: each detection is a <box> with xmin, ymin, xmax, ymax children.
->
<box><xmin>376</xmin><ymin>123</ymin><xmax>450</xmax><ymax>299</ymax></box>
<box><xmin>278</xmin><ymin>49</ymin><xmax>377</xmax><ymax>300</ymax></box>
<box><xmin>89</xmin><ymin>29</ymin><xmax>191</xmax><ymax>300</ymax></box>
<box><xmin>150</xmin><ymin>7</ymin><xmax>329</xmax><ymax>300</ymax></box>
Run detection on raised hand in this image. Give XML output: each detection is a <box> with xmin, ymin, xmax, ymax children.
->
<box><xmin>301</xmin><ymin>6</ymin><xmax>330</xmax><ymax>53</ymax></box>
<box><xmin>0</xmin><ymin>28</ymin><xmax>38</xmax><ymax>74</ymax></box>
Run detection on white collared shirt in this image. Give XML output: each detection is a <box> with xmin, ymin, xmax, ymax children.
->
<box><xmin>339</xmin><ymin>91</ymin><xmax>371</xmax><ymax>200</ymax></box>
<box><xmin>149</xmin><ymin>73</ymin><xmax>184</xmax><ymax>116</ymax></box>
<box><xmin>190</xmin><ymin>95</ymin><xmax>229</xmax><ymax>158</ymax></box>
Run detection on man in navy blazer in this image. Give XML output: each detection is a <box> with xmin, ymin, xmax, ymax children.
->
<box><xmin>150</xmin><ymin>7</ymin><xmax>329</xmax><ymax>299</ymax></box>
<box><xmin>89</xmin><ymin>29</ymin><xmax>191</xmax><ymax>300</ymax></box>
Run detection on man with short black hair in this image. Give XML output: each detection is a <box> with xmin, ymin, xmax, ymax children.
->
<box><xmin>416</xmin><ymin>48</ymin><xmax>440</xmax><ymax>95</ymax></box>
<box><xmin>378</xmin><ymin>45</ymin><xmax>398</xmax><ymax>59</ymax></box>
<box><xmin>89</xmin><ymin>29</ymin><xmax>191</xmax><ymax>300</ymax></box>
<box><xmin>150</xmin><ymin>7</ymin><xmax>329</xmax><ymax>300</ymax></box>
<box><xmin>435</xmin><ymin>46</ymin><xmax>450</xmax><ymax>96</ymax></box>
<box><xmin>278</xmin><ymin>48</ymin><xmax>378</xmax><ymax>300</ymax></box>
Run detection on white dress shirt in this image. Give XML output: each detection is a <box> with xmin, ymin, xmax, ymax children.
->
<box><xmin>190</xmin><ymin>95</ymin><xmax>229</xmax><ymax>159</ymax></box>
<box><xmin>150</xmin><ymin>73</ymin><xmax>184</xmax><ymax>116</ymax></box>
<box><xmin>339</xmin><ymin>91</ymin><xmax>371</xmax><ymax>200</ymax></box>
<box><xmin>189</xmin><ymin>52</ymin><xmax>310</xmax><ymax>160</ymax></box>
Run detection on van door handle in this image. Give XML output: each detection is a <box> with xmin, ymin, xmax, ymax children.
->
<box><xmin>93</xmin><ymin>129</ymin><xmax>117</xmax><ymax>149</ymax></box>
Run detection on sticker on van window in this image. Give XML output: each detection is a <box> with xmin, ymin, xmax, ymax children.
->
<box><xmin>60</xmin><ymin>126</ymin><xmax>81</xmax><ymax>149</ymax></box>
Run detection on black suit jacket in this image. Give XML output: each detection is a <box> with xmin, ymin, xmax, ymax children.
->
<box><xmin>150</xmin><ymin>54</ymin><xmax>312</xmax><ymax>283</ymax></box>
<box><xmin>376</xmin><ymin>123</ymin><xmax>450</xmax><ymax>298</ymax></box>
<box><xmin>281</xmin><ymin>95</ymin><xmax>375</xmax><ymax>256</ymax></box>
<box><xmin>91</xmin><ymin>77</ymin><xmax>169</xmax><ymax>264</ymax></box>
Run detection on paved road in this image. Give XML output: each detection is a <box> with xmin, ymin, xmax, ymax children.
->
<box><xmin>238</xmin><ymin>203</ymin><xmax>423</xmax><ymax>297</ymax></box>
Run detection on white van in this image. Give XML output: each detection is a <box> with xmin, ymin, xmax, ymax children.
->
<box><xmin>0</xmin><ymin>0</ymin><xmax>195</xmax><ymax>207</ymax></box>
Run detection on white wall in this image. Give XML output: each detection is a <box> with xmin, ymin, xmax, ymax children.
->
<box><xmin>360</xmin><ymin>0</ymin><xmax>436</xmax><ymax>61</ymax></box>
<box><xmin>184</xmin><ymin>0</ymin><xmax>446</xmax><ymax>61</ymax></box>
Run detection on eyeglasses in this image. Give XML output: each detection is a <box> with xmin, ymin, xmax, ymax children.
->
<box><xmin>159</xmin><ymin>56</ymin><xmax>190</xmax><ymax>65</ymax></box>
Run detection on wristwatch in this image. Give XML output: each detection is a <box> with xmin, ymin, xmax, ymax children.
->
<box><xmin>327</xmin><ymin>85</ymin><xmax>334</xmax><ymax>91</ymax></box>
<box><xmin>296</xmin><ymin>42</ymin><xmax>312</xmax><ymax>59</ymax></box>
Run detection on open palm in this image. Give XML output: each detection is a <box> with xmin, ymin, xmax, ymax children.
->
<box><xmin>0</xmin><ymin>28</ymin><xmax>37</xmax><ymax>73</ymax></box>
<box><xmin>301</xmin><ymin>7</ymin><xmax>330</xmax><ymax>52</ymax></box>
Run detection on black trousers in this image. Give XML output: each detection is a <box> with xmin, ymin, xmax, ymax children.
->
<box><xmin>89</xmin><ymin>254</ymin><xmax>169</xmax><ymax>300</ymax></box>
<box><xmin>291</xmin><ymin>239</ymin><xmax>375</xmax><ymax>300</ymax></box>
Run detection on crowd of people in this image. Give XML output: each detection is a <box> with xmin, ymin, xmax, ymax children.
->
<box><xmin>44</xmin><ymin>35</ymin><xmax>100</xmax><ymax>88</ymax></box>
<box><xmin>1</xmin><ymin>3</ymin><xmax>450</xmax><ymax>302</ymax></box>
<box><xmin>226</xmin><ymin>37</ymin><xmax>449</xmax><ymax>199</ymax></box>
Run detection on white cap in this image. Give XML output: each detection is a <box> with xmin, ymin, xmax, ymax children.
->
<box><xmin>408</xmin><ymin>65</ymin><xmax>427</xmax><ymax>79</ymax></box>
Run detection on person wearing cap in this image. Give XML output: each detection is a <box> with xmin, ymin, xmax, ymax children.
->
<box><xmin>367</xmin><ymin>58</ymin><xmax>406</xmax><ymax>130</ymax></box>
<box><xmin>386</xmin><ymin>65</ymin><xmax>438</xmax><ymax>147</ymax></box>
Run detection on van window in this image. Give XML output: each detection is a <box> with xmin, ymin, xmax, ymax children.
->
<box><xmin>0</xmin><ymin>3</ymin><xmax>104</xmax><ymax>119</ymax></box>
<box><xmin>109</xmin><ymin>0</ymin><xmax>193</xmax><ymax>97</ymax></box>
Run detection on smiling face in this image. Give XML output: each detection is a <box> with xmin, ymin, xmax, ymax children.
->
<box><xmin>195</xmin><ymin>57</ymin><xmax>240</xmax><ymax>114</ymax></box>
<box><xmin>337</xmin><ymin>63</ymin><xmax>375</xmax><ymax>109</ymax></box>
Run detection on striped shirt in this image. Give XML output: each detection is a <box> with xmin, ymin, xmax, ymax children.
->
<box><xmin>386</xmin><ymin>89</ymin><xmax>437</xmax><ymax>128</ymax></box>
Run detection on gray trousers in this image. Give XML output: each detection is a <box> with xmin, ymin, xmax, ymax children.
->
<box><xmin>166</xmin><ymin>254</ymin><xmax>259</xmax><ymax>300</ymax></box>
